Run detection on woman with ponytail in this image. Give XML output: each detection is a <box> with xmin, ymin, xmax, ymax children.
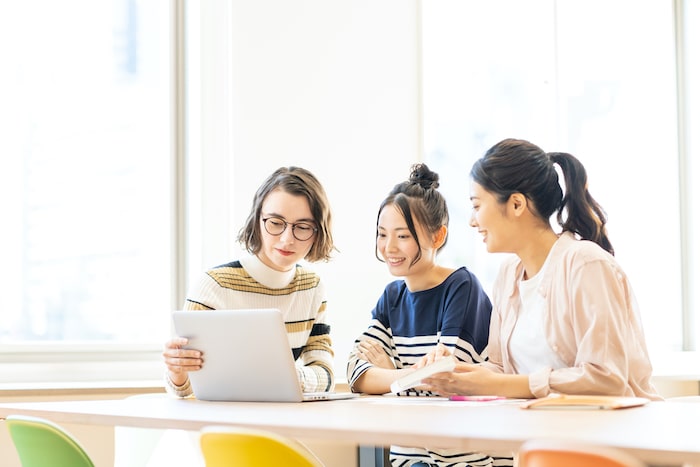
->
<box><xmin>423</xmin><ymin>138</ymin><xmax>660</xmax><ymax>402</ymax></box>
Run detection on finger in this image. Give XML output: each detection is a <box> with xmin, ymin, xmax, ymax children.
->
<box><xmin>167</xmin><ymin>337</ymin><xmax>189</xmax><ymax>347</ymax></box>
<box><xmin>452</xmin><ymin>362</ymin><xmax>477</xmax><ymax>373</ymax></box>
<box><xmin>167</xmin><ymin>363</ymin><xmax>201</xmax><ymax>374</ymax></box>
<box><xmin>163</xmin><ymin>348</ymin><xmax>202</xmax><ymax>360</ymax></box>
<box><xmin>166</xmin><ymin>357</ymin><xmax>202</xmax><ymax>372</ymax></box>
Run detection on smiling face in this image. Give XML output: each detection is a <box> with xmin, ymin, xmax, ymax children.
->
<box><xmin>257</xmin><ymin>189</ymin><xmax>316</xmax><ymax>272</ymax></box>
<box><xmin>376</xmin><ymin>203</ymin><xmax>437</xmax><ymax>279</ymax></box>
<box><xmin>469</xmin><ymin>181</ymin><xmax>515</xmax><ymax>253</ymax></box>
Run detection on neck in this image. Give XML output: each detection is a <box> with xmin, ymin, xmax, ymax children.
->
<box><xmin>517</xmin><ymin>229</ymin><xmax>559</xmax><ymax>280</ymax></box>
<box><xmin>404</xmin><ymin>264</ymin><xmax>453</xmax><ymax>292</ymax></box>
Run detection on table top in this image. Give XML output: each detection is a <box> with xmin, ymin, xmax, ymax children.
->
<box><xmin>1</xmin><ymin>395</ymin><xmax>698</xmax><ymax>465</ymax></box>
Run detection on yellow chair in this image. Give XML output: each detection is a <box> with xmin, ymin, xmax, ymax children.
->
<box><xmin>5</xmin><ymin>414</ymin><xmax>95</xmax><ymax>467</ymax></box>
<box><xmin>199</xmin><ymin>425</ymin><xmax>325</xmax><ymax>467</ymax></box>
<box><xmin>518</xmin><ymin>439</ymin><xmax>646</xmax><ymax>467</ymax></box>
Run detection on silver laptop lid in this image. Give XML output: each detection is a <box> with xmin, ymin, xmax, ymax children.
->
<box><xmin>172</xmin><ymin>309</ymin><xmax>304</xmax><ymax>402</ymax></box>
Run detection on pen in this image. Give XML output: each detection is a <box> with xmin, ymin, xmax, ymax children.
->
<box><xmin>449</xmin><ymin>395</ymin><xmax>505</xmax><ymax>401</ymax></box>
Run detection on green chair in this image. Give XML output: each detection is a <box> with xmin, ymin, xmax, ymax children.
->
<box><xmin>5</xmin><ymin>414</ymin><xmax>95</xmax><ymax>467</ymax></box>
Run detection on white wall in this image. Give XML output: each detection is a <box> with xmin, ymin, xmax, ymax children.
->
<box><xmin>190</xmin><ymin>0</ymin><xmax>420</xmax><ymax>377</ymax></box>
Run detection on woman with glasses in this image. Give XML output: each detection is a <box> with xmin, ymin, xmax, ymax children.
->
<box><xmin>163</xmin><ymin>166</ymin><xmax>336</xmax><ymax>397</ymax></box>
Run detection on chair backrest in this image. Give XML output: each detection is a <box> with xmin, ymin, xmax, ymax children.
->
<box><xmin>5</xmin><ymin>414</ymin><xmax>95</xmax><ymax>467</ymax></box>
<box><xmin>199</xmin><ymin>425</ymin><xmax>325</xmax><ymax>467</ymax></box>
<box><xmin>518</xmin><ymin>439</ymin><xmax>646</xmax><ymax>467</ymax></box>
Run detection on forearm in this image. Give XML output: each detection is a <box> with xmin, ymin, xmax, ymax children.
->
<box><xmin>491</xmin><ymin>373</ymin><xmax>534</xmax><ymax>399</ymax></box>
<box><xmin>354</xmin><ymin>367</ymin><xmax>414</xmax><ymax>395</ymax></box>
<box><xmin>298</xmin><ymin>361</ymin><xmax>334</xmax><ymax>392</ymax></box>
<box><xmin>164</xmin><ymin>371</ymin><xmax>193</xmax><ymax>398</ymax></box>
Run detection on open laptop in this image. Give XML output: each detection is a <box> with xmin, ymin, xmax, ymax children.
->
<box><xmin>171</xmin><ymin>308</ymin><xmax>358</xmax><ymax>402</ymax></box>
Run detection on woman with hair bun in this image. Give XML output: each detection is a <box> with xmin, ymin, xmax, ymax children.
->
<box><xmin>423</xmin><ymin>138</ymin><xmax>661</xmax><ymax>402</ymax></box>
<box><xmin>347</xmin><ymin>164</ymin><xmax>506</xmax><ymax>466</ymax></box>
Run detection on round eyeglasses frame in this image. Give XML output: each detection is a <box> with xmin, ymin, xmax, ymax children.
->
<box><xmin>262</xmin><ymin>217</ymin><xmax>318</xmax><ymax>241</ymax></box>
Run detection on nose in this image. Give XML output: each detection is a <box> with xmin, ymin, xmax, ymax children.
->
<box><xmin>384</xmin><ymin>235</ymin><xmax>398</xmax><ymax>251</ymax></box>
<box><xmin>279</xmin><ymin>225</ymin><xmax>296</xmax><ymax>243</ymax></box>
<box><xmin>469</xmin><ymin>211</ymin><xmax>478</xmax><ymax>228</ymax></box>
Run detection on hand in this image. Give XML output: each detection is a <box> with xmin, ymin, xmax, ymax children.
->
<box><xmin>162</xmin><ymin>337</ymin><xmax>203</xmax><ymax>386</ymax></box>
<box><xmin>414</xmin><ymin>342</ymin><xmax>452</xmax><ymax>369</ymax></box>
<box><xmin>422</xmin><ymin>362</ymin><xmax>496</xmax><ymax>396</ymax></box>
<box><xmin>356</xmin><ymin>339</ymin><xmax>394</xmax><ymax>369</ymax></box>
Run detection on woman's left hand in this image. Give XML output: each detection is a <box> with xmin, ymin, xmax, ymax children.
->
<box><xmin>422</xmin><ymin>362</ymin><xmax>496</xmax><ymax>396</ymax></box>
<box><xmin>356</xmin><ymin>339</ymin><xmax>394</xmax><ymax>369</ymax></box>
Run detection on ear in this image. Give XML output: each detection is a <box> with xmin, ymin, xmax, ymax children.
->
<box><xmin>432</xmin><ymin>225</ymin><xmax>448</xmax><ymax>249</ymax></box>
<box><xmin>509</xmin><ymin>193</ymin><xmax>528</xmax><ymax>217</ymax></box>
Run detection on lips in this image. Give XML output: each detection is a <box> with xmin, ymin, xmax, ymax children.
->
<box><xmin>276</xmin><ymin>249</ymin><xmax>295</xmax><ymax>256</ymax></box>
<box><xmin>386</xmin><ymin>257</ymin><xmax>405</xmax><ymax>266</ymax></box>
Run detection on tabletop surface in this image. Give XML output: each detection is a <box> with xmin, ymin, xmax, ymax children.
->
<box><xmin>1</xmin><ymin>395</ymin><xmax>698</xmax><ymax>465</ymax></box>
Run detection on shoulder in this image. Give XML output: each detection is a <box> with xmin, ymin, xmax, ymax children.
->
<box><xmin>436</xmin><ymin>267</ymin><xmax>484</xmax><ymax>293</ymax></box>
<box><xmin>293</xmin><ymin>264</ymin><xmax>322</xmax><ymax>288</ymax></box>
<box><xmin>378</xmin><ymin>279</ymin><xmax>408</xmax><ymax>303</ymax></box>
<box><xmin>450</xmin><ymin>266</ymin><xmax>484</xmax><ymax>284</ymax></box>
<box><xmin>547</xmin><ymin>233</ymin><xmax>628</xmax><ymax>286</ymax></box>
<box><xmin>554</xmin><ymin>232</ymin><xmax>616</xmax><ymax>267</ymax></box>
<box><xmin>204</xmin><ymin>260</ymin><xmax>251</xmax><ymax>286</ymax></box>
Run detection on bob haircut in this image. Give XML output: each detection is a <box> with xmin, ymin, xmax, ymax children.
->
<box><xmin>237</xmin><ymin>166</ymin><xmax>335</xmax><ymax>262</ymax></box>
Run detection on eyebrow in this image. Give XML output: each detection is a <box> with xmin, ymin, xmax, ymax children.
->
<box><xmin>262</xmin><ymin>212</ymin><xmax>316</xmax><ymax>223</ymax></box>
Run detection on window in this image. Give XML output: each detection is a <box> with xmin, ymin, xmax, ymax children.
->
<box><xmin>2</xmin><ymin>1</ymin><xmax>698</xmax><ymax>387</ymax></box>
<box><xmin>0</xmin><ymin>0</ymin><xmax>172</xmax><ymax>382</ymax></box>
<box><xmin>422</xmin><ymin>0</ymin><xmax>684</xmax><ymax>354</ymax></box>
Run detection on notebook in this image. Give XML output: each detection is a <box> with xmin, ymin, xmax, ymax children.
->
<box><xmin>171</xmin><ymin>309</ymin><xmax>358</xmax><ymax>402</ymax></box>
<box><xmin>520</xmin><ymin>394</ymin><xmax>651</xmax><ymax>410</ymax></box>
<box><xmin>389</xmin><ymin>357</ymin><xmax>456</xmax><ymax>393</ymax></box>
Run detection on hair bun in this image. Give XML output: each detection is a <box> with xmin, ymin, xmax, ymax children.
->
<box><xmin>408</xmin><ymin>163</ymin><xmax>439</xmax><ymax>190</ymax></box>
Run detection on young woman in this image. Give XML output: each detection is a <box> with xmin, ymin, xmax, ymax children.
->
<box><xmin>163</xmin><ymin>166</ymin><xmax>336</xmax><ymax>397</ymax></box>
<box><xmin>423</xmin><ymin>138</ymin><xmax>661</xmax><ymax>401</ymax></box>
<box><xmin>347</xmin><ymin>164</ymin><xmax>507</xmax><ymax>466</ymax></box>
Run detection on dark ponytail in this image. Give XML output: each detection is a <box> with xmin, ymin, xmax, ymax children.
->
<box><xmin>548</xmin><ymin>152</ymin><xmax>613</xmax><ymax>255</ymax></box>
<box><xmin>471</xmin><ymin>139</ymin><xmax>614</xmax><ymax>255</ymax></box>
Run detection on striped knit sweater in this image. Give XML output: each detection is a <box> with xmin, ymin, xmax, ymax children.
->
<box><xmin>347</xmin><ymin>267</ymin><xmax>513</xmax><ymax>467</ymax></box>
<box><xmin>166</xmin><ymin>254</ymin><xmax>334</xmax><ymax>397</ymax></box>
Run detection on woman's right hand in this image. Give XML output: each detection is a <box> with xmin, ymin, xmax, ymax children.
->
<box><xmin>162</xmin><ymin>337</ymin><xmax>203</xmax><ymax>386</ymax></box>
<box><xmin>414</xmin><ymin>342</ymin><xmax>452</xmax><ymax>369</ymax></box>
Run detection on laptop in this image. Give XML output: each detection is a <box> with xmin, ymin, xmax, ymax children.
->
<box><xmin>171</xmin><ymin>308</ymin><xmax>358</xmax><ymax>402</ymax></box>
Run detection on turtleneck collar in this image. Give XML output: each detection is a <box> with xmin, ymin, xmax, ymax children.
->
<box><xmin>239</xmin><ymin>254</ymin><xmax>297</xmax><ymax>289</ymax></box>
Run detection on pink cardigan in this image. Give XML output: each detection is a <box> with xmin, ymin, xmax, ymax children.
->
<box><xmin>484</xmin><ymin>232</ymin><xmax>662</xmax><ymax>400</ymax></box>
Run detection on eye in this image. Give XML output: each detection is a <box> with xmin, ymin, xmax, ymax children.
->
<box><xmin>295</xmin><ymin>223</ymin><xmax>314</xmax><ymax>232</ymax></box>
<box><xmin>268</xmin><ymin>218</ymin><xmax>285</xmax><ymax>227</ymax></box>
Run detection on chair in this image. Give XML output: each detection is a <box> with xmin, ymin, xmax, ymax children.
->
<box><xmin>199</xmin><ymin>425</ymin><xmax>325</xmax><ymax>467</ymax></box>
<box><xmin>518</xmin><ymin>439</ymin><xmax>646</xmax><ymax>467</ymax></box>
<box><xmin>5</xmin><ymin>414</ymin><xmax>95</xmax><ymax>467</ymax></box>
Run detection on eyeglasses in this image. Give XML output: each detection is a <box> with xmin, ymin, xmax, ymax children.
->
<box><xmin>262</xmin><ymin>217</ymin><xmax>317</xmax><ymax>241</ymax></box>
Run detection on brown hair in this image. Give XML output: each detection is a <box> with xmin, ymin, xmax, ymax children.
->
<box><xmin>237</xmin><ymin>166</ymin><xmax>335</xmax><ymax>262</ymax></box>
